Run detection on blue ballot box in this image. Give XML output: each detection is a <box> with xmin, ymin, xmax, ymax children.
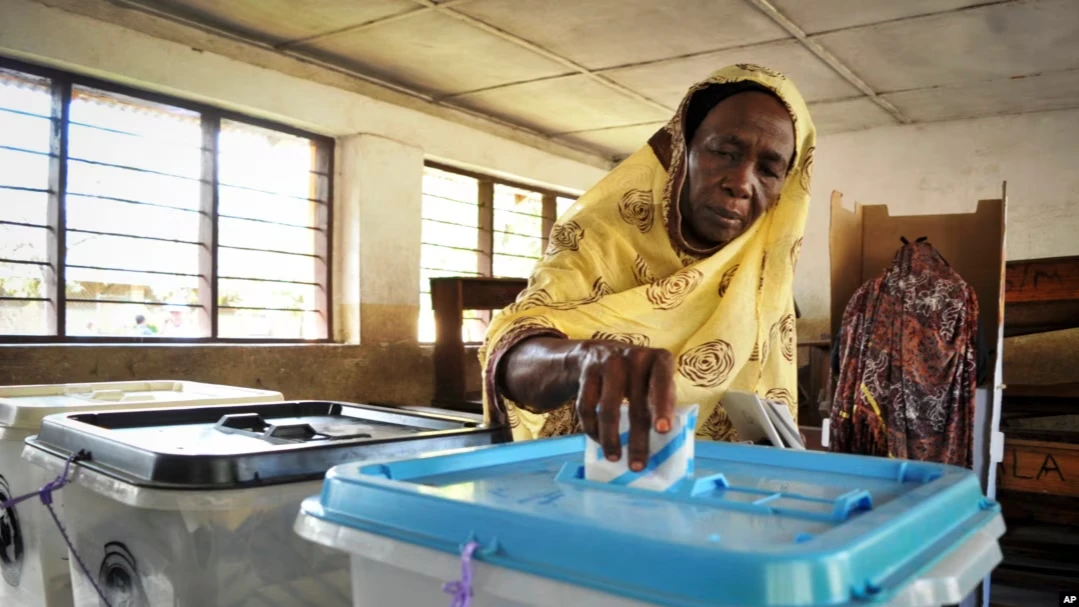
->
<box><xmin>295</xmin><ymin>436</ymin><xmax>1004</xmax><ymax>607</ymax></box>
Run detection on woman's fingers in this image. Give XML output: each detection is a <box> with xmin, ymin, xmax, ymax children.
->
<box><xmin>626</xmin><ymin>349</ymin><xmax>652</xmax><ymax>471</ymax></box>
<box><xmin>575</xmin><ymin>343</ymin><xmax>676</xmax><ymax>468</ymax></box>
<box><xmin>647</xmin><ymin>350</ymin><xmax>677</xmax><ymax>434</ymax></box>
<box><xmin>577</xmin><ymin>363</ymin><xmax>602</xmax><ymax>441</ymax></box>
<box><xmin>597</xmin><ymin>357</ymin><xmax>628</xmax><ymax>461</ymax></box>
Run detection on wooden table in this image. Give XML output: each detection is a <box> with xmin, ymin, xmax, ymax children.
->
<box><xmin>431</xmin><ymin>277</ymin><xmax>527</xmax><ymax>412</ymax></box>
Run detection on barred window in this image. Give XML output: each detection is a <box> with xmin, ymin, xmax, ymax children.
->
<box><xmin>0</xmin><ymin>61</ymin><xmax>332</xmax><ymax>341</ymax></box>
<box><xmin>556</xmin><ymin>196</ymin><xmax>576</xmax><ymax>220</ymax></box>
<box><xmin>419</xmin><ymin>166</ymin><xmax>483</xmax><ymax>344</ymax></box>
<box><xmin>418</xmin><ymin>163</ymin><xmax>576</xmax><ymax>343</ymax></box>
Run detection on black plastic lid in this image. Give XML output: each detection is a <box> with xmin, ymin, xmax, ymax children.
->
<box><xmin>25</xmin><ymin>400</ymin><xmax>499</xmax><ymax>489</ymax></box>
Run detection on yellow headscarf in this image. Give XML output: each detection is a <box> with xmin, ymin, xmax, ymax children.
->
<box><xmin>481</xmin><ymin>64</ymin><xmax>816</xmax><ymax>442</ymax></box>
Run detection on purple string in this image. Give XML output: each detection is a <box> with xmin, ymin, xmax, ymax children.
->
<box><xmin>0</xmin><ymin>451</ymin><xmax>113</xmax><ymax>607</ymax></box>
<box><xmin>442</xmin><ymin>541</ymin><xmax>480</xmax><ymax>607</ymax></box>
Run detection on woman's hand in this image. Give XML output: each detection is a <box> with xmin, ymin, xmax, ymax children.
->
<box><xmin>499</xmin><ymin>337</ymin><xmax>676</xmax><ymax>471</ymax></box>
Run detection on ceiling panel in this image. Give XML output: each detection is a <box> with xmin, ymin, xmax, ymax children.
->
<box><xmin>144</xmin><ymin>0</ymin><xmax>418</xmax><ymax>45</ymax></box>
<box><xmin>454</xmin><ymin>0</ymin><xmax>789</xmax><ymax>70</ymax></box>
<box><xmin>768</xmin><ymin>0</ymin><xmax>996</xmax><ymax>35</ymax></box>
<box><xmin>885</xmin><ymin>69</ymin><xmax>1079</xmax><ymax>123</ymax></box>
<box><xmin>808</xmin><ymin>98</ymin><xmax>897</xmax><ymax>134</ymax></box>
<box><xmin>452</xmin><ymin>75</ymin><xmax>672</xmax><ymax>135</ymax></box>
<box><xmin>299</xmin><ymin>9</ymin><xmax>572</xmax><ymax>96</ymax></box>
<box><xmin>814</xmin><ymin>0</ymin><xmax>1079</xmax><ymax>93</ymax></box>
<box><xmin>556</xmin><ymin>122</ymin><xmax>666</xmax><ymax>159</ymax></box>
<box><xmin>602</xmin><ymin>40</ymin><xmax>860</xmax><ymax>107</ymax></box>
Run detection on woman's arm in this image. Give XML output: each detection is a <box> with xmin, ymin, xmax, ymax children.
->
<box><xmin>498</xmin><ymin>337</ymin><xmax>582</xmax><ymax>412</ymax></box>
<box><xmin>497</xmin><ymin>336</ymin><xmax>677</xmax><ymax>471</ymax></box>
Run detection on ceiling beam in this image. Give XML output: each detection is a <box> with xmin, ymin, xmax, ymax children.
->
<box><xmin>743</xmin><ymin>0</ymin><xmax>912</xmax><ymax>125</ymax></box>
<box><xmin>275</xmin><ymin>0</ymin><xmax>478</xmax><ymax>51</ymax></box>
<box><xmin>554</xmin><ymin>121</ymin><xmax>668</xmax><ymax>137</ymax></box>
<box><xmin>405</xmin><ymin>0</ymin><xmax>675</xmax><ymax>114</ymax></box>
<box><xmin>436</xmin><ymin>0</ymin><xmax>1020</xmax><ymax>103</ymax></box>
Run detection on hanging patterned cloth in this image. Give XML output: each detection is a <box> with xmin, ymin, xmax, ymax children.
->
<box><xmin>829</xmin><ymin>238</ymin><xmax>978</xmax><ymax>467</ymax></box>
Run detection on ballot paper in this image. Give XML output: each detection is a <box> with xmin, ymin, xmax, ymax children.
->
<box><xmin>583</xmin><ymin>404</ymin><xmax>699</xmax><ymax>492</ymax></box>
<box><xmin>722</xmin><ymin>391</ymin><xmax>805</xmax><ymax>450</ymax></box>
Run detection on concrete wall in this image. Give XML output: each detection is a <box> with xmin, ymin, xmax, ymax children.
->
<box><xmin>797</xmin><ymin>107</ymin><xmax>1079</xmax><ymax>340</ymax></box>
<box><xmin>0</xmin><ymin>344</ymin><xmax>431</xmax><ymax>403</ymax></box>
<box><xmin>0</xmin><ymin>0</ymin><xmax>599</xmax><ymax>403</ymax></box>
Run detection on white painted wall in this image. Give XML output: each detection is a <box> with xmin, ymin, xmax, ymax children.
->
<box><xmin>335</xmin><ymin>134</ymin><xmax>424</xmax><ymax>343</ymax></box>
<box><xmin>797</xmin><ymin>107</ymin><xmax>1079</xmax><ymax>338</ymax></box>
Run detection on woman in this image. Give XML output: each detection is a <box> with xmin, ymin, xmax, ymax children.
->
<box><xmin>481</xmin><ymin>64</ymin><xmax>816</xmax><ymax>471</ymax></box>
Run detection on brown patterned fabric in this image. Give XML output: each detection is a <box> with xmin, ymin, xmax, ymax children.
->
<box><xmin>829</xmin><ymin>240</ymin><xmax>978</xmax><ymax>466</ymax></box>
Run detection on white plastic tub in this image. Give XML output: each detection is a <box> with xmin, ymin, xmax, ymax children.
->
<box><xmin>296</xmin><ymin>436</ymin><xmax>1005</xmax><ymax>607</ymax></box>
<box><xmin>0</xmin><ymin>381</ymin><xmax>282</xmax><ymax>607</ymax></box>
<box><xmin>23</xmin><ymin>400</ymin><xmax>500</xmax><ymax>607</ymax></box>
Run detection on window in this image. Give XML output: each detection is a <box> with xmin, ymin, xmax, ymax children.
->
<box><xmin>418</xmin><ymin>163</ymin><xmax>577</xmax><ymax>342</ymax></box>
<box><xmin>556</xmin><ymin>196</ymin><xmax>576</xmax><ymax>220</ymax></box>
<box><xmin>0</xmin><ymin>60</ymin><xmax>333</xmax><ymax>341</ymax></box>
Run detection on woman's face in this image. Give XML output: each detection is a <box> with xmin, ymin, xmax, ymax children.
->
<box><xmin>681</xmin><ymin>91</ymin><xmax>796</xmax><ymax>248</ymax></box>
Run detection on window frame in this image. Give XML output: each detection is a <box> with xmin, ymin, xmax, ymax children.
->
<box><xmin>0</xmin><ymin>56</ymin><xmax>335</xmax><ymax>344</ymax></box>
<box><xmin>419</xmin><ymin>161</ymin><xmax>578</xmax><ymax>344</ymax></box>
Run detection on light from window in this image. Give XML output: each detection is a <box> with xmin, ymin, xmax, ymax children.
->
<box><xmin>0</xmin><ymin>68</ymin><xmax>54</xmax><ymax>336</ymax></box>
<box><xmin>556</xmin><ymin>196</ymin><xmax>576</xmax><ymax>220</ymax></box>
<box><xmin>492</xmin><ymin>184</ymin><xmax>544</xmax><ymax>279</ymax></box>
<box><xmin>417</xmin><ymin>166</ymin><xmax>577</xmax><ymax>343</ymax></box>
<box><xmin>418</xmin><ymin>166</ymin><xmax>485</xmax><ymax>343</ymax></box>
<box><xmin>65</xmin><ymin>85</ymin><xmax>205</xmax><ymax>337</ymax></box>
<box><xmin>0</xmin><ymin>65</ymin><xmax>331</xmax><ymax>340</ymax></box>
<box><xmin>216</xmin><ymin>119</ymin><xmax>329</xmax><ymax>340</ymax></box>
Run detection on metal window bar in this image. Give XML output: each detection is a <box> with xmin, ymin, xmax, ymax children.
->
<box><xmin>65</xmin><ymin>192</ymin><xmax>207</xmax><ymax>215</ymax></box>
<box><xmin>422</xmin><ymin>217</ymin><xmax>484</xmax><ymax>230</ymax></box>
<box><xmin>0</xmin><ymin>56</ymin><xmax>334</xmax><ymax>343</ymax></box>
<box><xmin>217</xmin><ymin>213</ymin><xmax>325</xmax><ymax>231</ymax></box>
<box><xmin>66</xmin><ymin>156</ymin><xmax>206</xmax><ymax>183</ymax></box>
<box><xmin>66</xmin><ymin>298</ymin><xmax>203</xmax><ymax>307</ymax></box>
<box><xmin>491</xmin><ymin>251</ymin><xmax>543</xmax><ymax>262</ymax></box>
<box><xmin>68</xmin><ymin>117</ymin><xmax>210</xmax><ymax>144</ymax></box>
<box><xmin>422</xmin><ymin>191</ymin><xmax>481</xmax><ymax>207</ymax></box>
<box><xmin>0</xmin><ymin>105</ymin><xmax>50</xmax><ymax>120</ymax></box>
<box><xmin>218</xmin><ymin>243</ymin><xmax>327</xmax><ymax>260</ymax></box>
<box><xmin>218</xmin><ymin>305</ymin><xmax>322</xmax><ymax>313</ymax></box>
<box><xmin>66</xmin><ymin>228</ymin><xmax>203</xmax><ymax>247</ymax></box>
<box><xmin>492</xmin><ymin>230</ymin><xmax>544</xmax><ymax>239</ymax></box>
<box><xmin>0</xmin><ymin>220</ymin><xmax>51</xmax><ymax>230</ymax></box>
<box><xmin>0</xmin><ymin>143</ymin><xmax>52</xmax><ymax>157</ymax></box>
<box><xmin>66</xmin><ymin>264</ymin><xmax>202</xmax><ymax>278</ymax></box>
<box><xmin>217</xmin><ymin>179</ymin><xmax>328</xmax><ymax>205</ymax></box>
<box><xmin>492</xmin><ymin>206</ymin><xmax>547</xmax><ymax>220</ymax></box>
<box><xmin>218</xmin><ymin>276</ymin><xmax>323</xmax><ymax>287</ymax></box>
<box><xmin>0</xmin><ymin>258</ymin><xmax>53</xmax><ymax>267</ymax></box>
<box><xmin>421</xmin><ymin>242</ymin><xmax>484</xmax><ymax>255</ymax></box>
<box><xmin>0</xmin><ymin>185</ymin><xmax>51</xmax><ymax>194</ymax></box>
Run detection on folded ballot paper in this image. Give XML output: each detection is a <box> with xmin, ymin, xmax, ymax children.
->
<box><xmin>584</xmin><ymin>404</ymin><xmax>699</xmax><ymax>492</ymax></box>
<box><xmin>722</xmin><ymin>390</ymin><xmax>805</xmax><ymax>450</ymax></box>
